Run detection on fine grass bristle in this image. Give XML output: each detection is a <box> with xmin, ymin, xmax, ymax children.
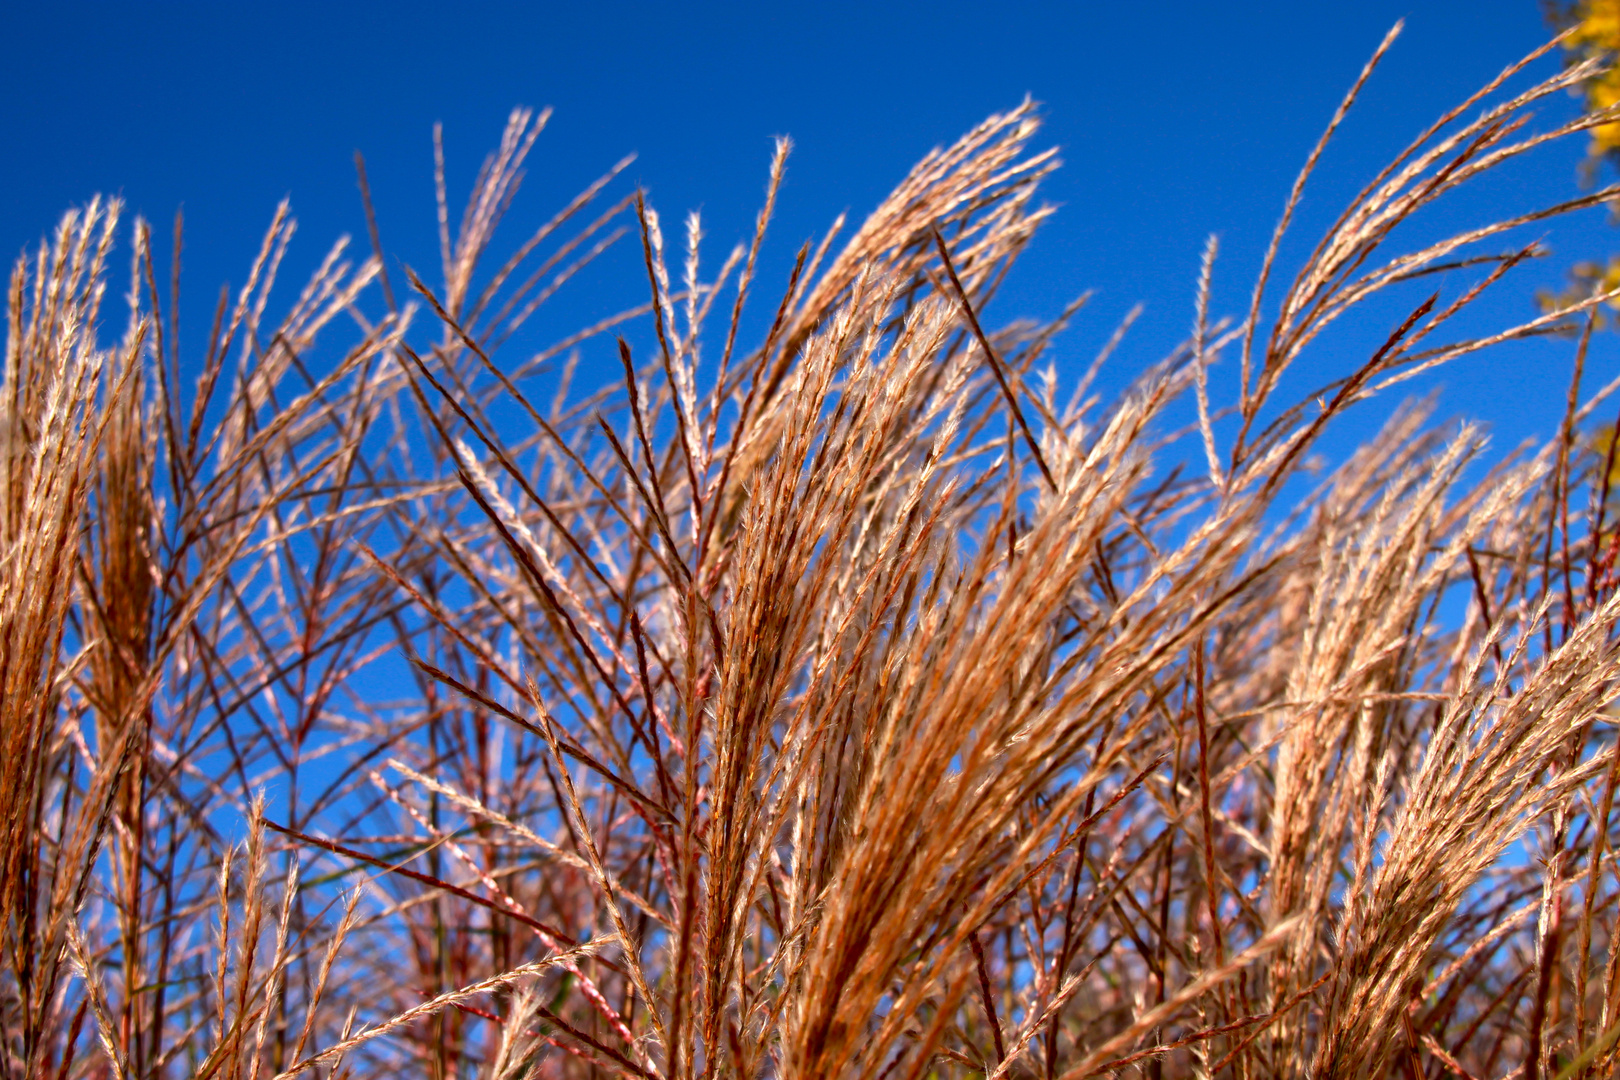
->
<box><xmin>9</xmin><ymin>27</ymin><xmax>1620</xmax><ymax>1080</ymax></box>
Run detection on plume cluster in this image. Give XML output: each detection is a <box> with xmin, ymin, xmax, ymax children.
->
<box><xmin>8</xmin><ymin>26</ymin><xmax>1620</xmax><ymax>1080</ymax></box>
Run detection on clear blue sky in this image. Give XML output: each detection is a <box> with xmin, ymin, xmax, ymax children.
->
<box><xmin>1</xmin><ymin>0</ymin><xmax>1607</xmax><ymax>456</ymax></box>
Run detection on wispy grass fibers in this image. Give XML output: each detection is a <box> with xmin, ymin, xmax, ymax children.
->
<box><xmin>8</xmin><ymin>27</ymin><xmax>1620</xmax><ymax>1080</ymax></box>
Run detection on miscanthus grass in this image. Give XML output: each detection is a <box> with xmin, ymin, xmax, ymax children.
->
<box><xmin>9</xmin><ymin>24</ymin><xmax>1620</xmax><ymax>1080</ymax></box>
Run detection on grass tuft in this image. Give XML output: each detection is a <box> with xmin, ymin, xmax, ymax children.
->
<box><xmin>7</xmin><ymin>31</ymin><xmax>1620</xmax><ymax>1080</ymax></box>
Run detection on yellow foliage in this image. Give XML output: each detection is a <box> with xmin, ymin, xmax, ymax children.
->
<box><xmin>1536</xmin><ymin>252</ymin><xmax>1620</xmax><ymax>320</ymax></box>
<box><xmin>1565</xmin><ymin>0</ymin><xmax>1620</xmax><ymax>151</ymax></box>
<box><xmin>1592</xmin><ymin>422</ymin><xmax>1620</xmax><ymax>490</ymax></box>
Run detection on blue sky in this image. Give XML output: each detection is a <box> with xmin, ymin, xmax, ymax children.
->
<box><xmin>0</xmin><ymin>0</ymin><xmax>1608</xmax><ymax>457</ymax></box>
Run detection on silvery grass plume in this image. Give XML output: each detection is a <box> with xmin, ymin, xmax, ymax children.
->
<box><xmin>8</xmin><ymin>24</ymin><xmax>1620</xmax><ymax>1080</ymax></box>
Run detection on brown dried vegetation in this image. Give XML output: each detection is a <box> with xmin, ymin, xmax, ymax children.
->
<box><xmin>8</xmin><ymin>26</ymin><xmax>1620</xmax><ymax>1080</ymax></box>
